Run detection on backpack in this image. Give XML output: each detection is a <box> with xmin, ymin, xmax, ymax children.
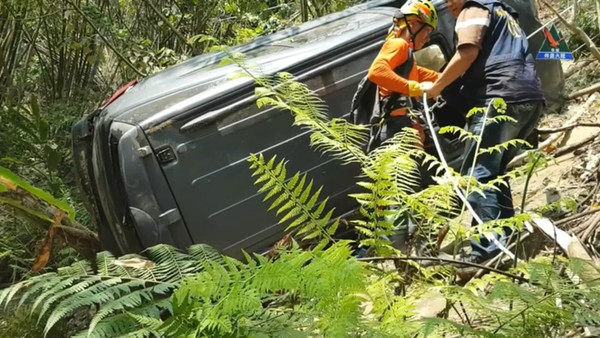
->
<box><xmin>348</xmin><ymin>51</ymin><xmax>415</xmax><ymax>152</ymax></box>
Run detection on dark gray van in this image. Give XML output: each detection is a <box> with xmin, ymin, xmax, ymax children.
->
<box><xmin>72</xmin><ymin>0</ymin><xmax>563</xmax><ymax>256</ymax></box>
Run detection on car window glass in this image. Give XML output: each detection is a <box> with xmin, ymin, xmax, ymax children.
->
<box><xmin>217</xmin><ymin>46</ymin><xmax>379</xmax><ymax>132</ymax></box>
<box><xmin>284</xmin><ymin>13</ymin><xmax>386</xmax><ymax>45</ymax></box>
<box><xmin>193</xmin><ymin>12</ymin><xmax>388</xmax><ymax>66</ymax></box>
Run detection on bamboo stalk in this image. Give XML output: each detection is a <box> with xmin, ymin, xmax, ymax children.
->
<box><xmin>66</xmin><ymin>0</ymin><xmax>145</xmax><ymax>77</ymax></box>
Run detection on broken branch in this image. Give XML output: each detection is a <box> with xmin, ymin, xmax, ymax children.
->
<box><xmin>0</xmin><ymin>185</ymin><xmax>101</xmax><ymax>260</ymax></box>
<box><xmin>358</xmin><ymin>256</ymin><xmax>530</xmax><ymax>282</ymax></box>
<box><xmin>568</xmin><ymin>82</ymin><xmax>600</xmax><ymax>100</ymax></box>
<box><xmin>537</xmin><ymin>123</ymin><xmax>600</xmax><ymax>134</ymax></box>
<box><xmin>553</xmin><ymin>133</ymin><xmax>598</xmax><ymax>157</ymax></box>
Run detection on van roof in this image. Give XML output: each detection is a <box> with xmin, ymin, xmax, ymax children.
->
<box><xmin>102</xmin><ymin>4</ymin><xmax>395</xmax><ymax>128</ymax></box>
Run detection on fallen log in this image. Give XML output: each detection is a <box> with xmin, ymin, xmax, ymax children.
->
<box><xmin>0</xmin><ymin>186</ymin><xmax>101</xmax><ymax>262</ymax></box>
<box><xmin>568</xmin><ymin>82</ymin><xmax>600</xmax><ymax>100</ymax></box>
<box><xmin>532</xmin><ymin>216</ymin><xmax>600</xmax><ymax>283</ymax></box>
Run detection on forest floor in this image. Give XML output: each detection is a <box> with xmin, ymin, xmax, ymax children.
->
<box><xmin>428</xmin><ymin>58</ymin><xmax>600</xmax><ymax>277</ymax></box>
<box><xmin>511</xmin><ymin>59</ymin><xmax>600</xmax><ymax>254</ymax></box>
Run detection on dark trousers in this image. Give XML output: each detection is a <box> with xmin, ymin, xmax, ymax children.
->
<box><xmin>460</xmin><ymin>101</ymin><xmax>544</xmax><ymax>258</ymax></box>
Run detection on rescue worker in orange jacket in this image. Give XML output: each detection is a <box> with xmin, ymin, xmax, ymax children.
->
<box><xmin>367</xmin><ymin>0</ymin><xmax>439</xmax><ymax>144</ymax></box>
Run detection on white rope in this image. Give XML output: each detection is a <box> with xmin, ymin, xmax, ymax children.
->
<box><xmin>422</xmin><ymin>94</ymin><xmax>515</xmax><ymax>260</ymax></box>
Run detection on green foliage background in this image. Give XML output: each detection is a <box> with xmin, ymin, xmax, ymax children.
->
<box><xmin>0</xmin><ymin>0</ymin><xmax>360</xmax><ymax>334</ymax></box>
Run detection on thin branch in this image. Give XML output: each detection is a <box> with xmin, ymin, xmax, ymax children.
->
<box><xmin>492</xmin><ymin>292</ymin><xmax>557</xmax><ymax>333</ymax></box>
<box><xmin>537</xmin><ymin>123</ymin><xmax>600</xmax><ymax>134</ymax></box>
<box><xmin>139</xmin><ymin>0</ymin><xmax>190</xmax><ymax>49</ymax></box>
<box><xmin>556</xmin><ymin>207</ymin><xmax>600</xmax><ymax>226</ymax></box>
<box><xmin>564</xmin><ymin>59</ymin><xmax>595</xmax><ymax>78</ymax></box>
<box><xmin>553</xmin><ymin>133</ymin><xmax>598</xmax><ymax>157</ymax></box>
<box><xmin>539</xmin><ymin>0</ymin><xmax>600</xmax><ymax>62</ymax></box>
<box><xmin>357</xmin><ymin>256</ymin><xmax>530</xmax><ymax>282</ymax></box>
<box><xmin>568</xmin><ymin>82</ymin><xmax>600</xmax><ymax>100</ymax></box>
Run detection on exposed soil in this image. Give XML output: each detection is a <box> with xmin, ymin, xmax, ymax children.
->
<box><xmin>512</xmin><ymin>92</ymin><xmax>600</xmax><ymax>213</ymax></box>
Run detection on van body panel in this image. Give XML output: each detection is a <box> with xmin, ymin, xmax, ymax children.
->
<box><xmin>72</xmin><ymin>0</ymin><xmax>564</xmax><ymax>256</ymax></box>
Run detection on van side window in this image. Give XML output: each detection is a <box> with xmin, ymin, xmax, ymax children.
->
<box><xmin>218</xmin><ymin>45</ymin><xmax>380</xmax><ymax>132</ymax></box>
<box><xmin>244</xmin><ymin>13</ymin><xmax>387</xmax><ymax>58</ymax></box>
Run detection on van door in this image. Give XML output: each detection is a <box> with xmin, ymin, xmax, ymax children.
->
<box><xmin>148</xmin><ymin>46</ymin><xmax>382</xmax><ymax>257</ymax></box>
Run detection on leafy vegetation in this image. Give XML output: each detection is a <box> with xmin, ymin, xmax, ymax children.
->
<box><xmin>0</xmin><ymin>1</ymin><xmax>368</xmax><ymax>334</ymax></box>
<box><xmin>0</xmin><ymin>244</ymin><xmax>221</xmax><ymax>337</ymax></box>
<box><xmin>2</xmin><ymin>0</ymin><xmax>600</xmax><ymax>336</ymax></box>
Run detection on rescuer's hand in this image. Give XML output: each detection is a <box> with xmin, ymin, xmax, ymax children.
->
<box><xmin>419</xmin><ymin>81</ymin><xmax>434</xmax><ymax>91</ymax></box>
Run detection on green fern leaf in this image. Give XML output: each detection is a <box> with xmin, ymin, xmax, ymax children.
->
<box><xmin>16</xmin><ymin>275</ymin><xmax>60</xmax><ymax>309</ymax></box>
<box><xmin>188</xmin><ymin>244</ymin><xmax>222</xmax><ymax>263</ymax></box>
<box><xmin>0</xmin><ymin>277</ymin><xmax>37</xmax><ymax>309</ymax></box>
<box><xmin>37</xmin><ymin>276</ymin><xmax>99</xmax><ymax>319</ymax></box>
<box><xmin>44</xmin><ymin>277</ymin><xmax>124</xmax><ymax>335</ymax></box>
<box><xmin>88</xmin><ymin>282</ymin><xmax>174</xmax><ymax>335</ymax></box>
<box><xmin>1</xmin><ymin>243</ymin><xmax>222</xmax><ymax>337</ymax></box>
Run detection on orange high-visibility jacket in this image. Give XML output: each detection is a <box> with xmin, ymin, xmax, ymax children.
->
<box><xmin>367</xmin><ymin>38</ymin><xmax>438</xmax><ymax>105</ymax></box>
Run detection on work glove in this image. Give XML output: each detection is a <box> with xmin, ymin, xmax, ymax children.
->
<box><xmin>408</xmin><ymin>81</ymin><xmax>434</xmax><ymax>97</ymax></box>
<box><xmin>408</xmin><ymin>80</ymin><xmax>423</xmax><ymax>97</ymax></box>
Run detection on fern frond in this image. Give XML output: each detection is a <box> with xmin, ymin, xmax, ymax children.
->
<box><xmin>349</xmin><ymin>129</ymin><xmax>425</xmax><ymax>252</ymax></box>
<box><xmin>465</xmin><ymin>106</ymin><xmax>488</xmax><ymax>118</ymax></box>
<box><xmin>309</xmin><ymin>118</ymin><xmax>369</xmax><ymax>165</ymax></box>
<box><xmin>96</xmin><ymin>251</ymin><xmax>134</xmax><ymax>278</ymax></box>
<box><xmin>255</xmin><ymin>73</ymin><xmax>369</xmax><ymax>165</ymax></box>
<box><xmin>439</xmin><ymin>125</ymin><xmax>480</xmax><ymax>143</ymax></box>
<box><xmin>477</xmin><ymin>139</ymin><xmax>531</xmax><ymax>156</ymax></box>
<box><xmin>164</xmin><ymin>241</ymin><xmax>366</xmax><ymax>337</ymax></box>
<box><xmin>248</xmin><ymin>153</ymin><xmax>337</xmax><ymax>243</ymax></box>
<box><xmin>87</xmin><ymin>282</ymin><xmax>175</xmax><ymax>335</ymax></box>
<box><xmin>0</xmin><ymin>278</ymin><xmax>37</xmax><ymax>309</ymax></box>
<box><xmin>188</xmin><ymin>243</ymin><xmax>223</xmax><ymax>263</ymax></box>
<box><xmin>38</xmin><ymin>276</ymin><xmax>103</xmax><ymax>320</ymax></box>
<box><xmin>255</xmin><ymin>72</ymin><xmax>329</xmax><ymax>126</ymax></box>
<box><xmin>485</xmin><ymin>114</ymin><xmax>517</xmax><ymax>125</ymax></box>
<box><xmin>44</xmin><ymin>277</ymin><xmax>126</xmax><ymax>334</ymax></box>
<box><xmin>0</xmin><ymin>244</ymin><xmax>222</xmax><ymax>337</ymax></box>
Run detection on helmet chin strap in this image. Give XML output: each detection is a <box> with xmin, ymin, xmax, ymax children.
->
<box><xmin>403</xmin><ymin>16</ymin><xmax>426</xmax><ymax>49</ymax></box>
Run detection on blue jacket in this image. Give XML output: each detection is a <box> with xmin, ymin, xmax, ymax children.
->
<box><xmin>460</xmin><ymin>0</ymin><xmax>545</xmax><ymax>105</ymax></box>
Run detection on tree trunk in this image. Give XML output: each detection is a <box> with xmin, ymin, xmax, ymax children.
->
<box><xmin>1</xmin><ymin>187</ymin><xmax>101</xmax><ymax>261</ymax></box>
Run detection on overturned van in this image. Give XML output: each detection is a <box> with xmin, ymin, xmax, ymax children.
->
<box><xmin>72</xmin><ymin>0</ymin><xmax>564</xmax><ymax>256</ymax></box>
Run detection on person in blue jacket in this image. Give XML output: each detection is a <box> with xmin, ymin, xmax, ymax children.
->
<box><xmin>424</xmin><ymin>0</ymin><xmax>545</xmax><ymax>263</ymax></box>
